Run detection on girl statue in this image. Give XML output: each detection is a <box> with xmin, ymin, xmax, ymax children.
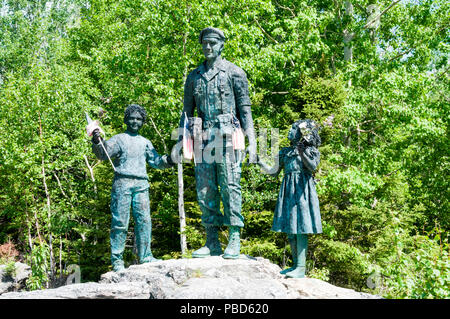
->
<box><xmin>258</xmin><ymin>119</ymin><xmax>322</xmax><ymax>278</ymax></box>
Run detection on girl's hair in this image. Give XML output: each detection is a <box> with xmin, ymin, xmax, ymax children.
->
<box><xmin>124</xmin><ymin>104</ymin><xmax>147</xmax><ymax>123</ymax></box>
<box><xmin>292</xmin><ymin>119</ymin><xmax>321</xmax><ymax>148</ymax></box>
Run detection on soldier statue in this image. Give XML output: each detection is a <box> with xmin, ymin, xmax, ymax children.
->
<box><xmin>179</xmin><ymin>27</ymin><xmax>257</xmax><ymax>259</ymax></box>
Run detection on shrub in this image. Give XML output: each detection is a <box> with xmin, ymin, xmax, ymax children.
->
<box><xmin>380</xmin><ymin>229</ymin><xmax>449</xmax><ymax>299</ymax></box>
<box><xmin>0</xmin><ymin>241</ymin><xmax>19</xmax><ymax>264</ymax></box>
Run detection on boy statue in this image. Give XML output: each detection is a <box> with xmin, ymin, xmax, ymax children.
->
<box><xmin>91</xmin><ymin>104</ymin><xmax>174</xmax><ymax>272</ymax></box>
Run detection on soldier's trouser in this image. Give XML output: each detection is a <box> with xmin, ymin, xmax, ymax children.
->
<box><xmin>110</xmin><ymin>176</ymin><xmax>153</xmax><ymax>266</ymax></box>
<box><xmin>194</xmin><ymin>151</ymin><xmax>244</xmax><ymax>228</ymax></box>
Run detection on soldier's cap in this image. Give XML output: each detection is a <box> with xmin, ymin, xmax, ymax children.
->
<box><xmin>199</xmin><ymin>27</ymin><xmax>226</xmax><ymax>43</ymax></box>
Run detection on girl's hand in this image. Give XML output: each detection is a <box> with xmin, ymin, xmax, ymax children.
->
<box><xmin>297</xmin><ymin>142</ymin><xmax>306</xmax><ymax>154</ymax></box>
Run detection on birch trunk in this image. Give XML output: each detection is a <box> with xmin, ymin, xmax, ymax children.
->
<box><xmin>177</xmin><ymin>3</ymin><xmax>191</xmax><ymax>255</ymax></box>
<box><xmin>178</xmin><ymin>163</ymin><xmax>187</xmax><ymax>255</ymax></box>
<box><xmin>344</xmin><ymin>1</ymin><xmax>354</xmax><ymax>87</ymax></box>
<box><xmin>38</xmin><ymin>112</ymin><xmax>55</xmax><ymax>286</ymax></box>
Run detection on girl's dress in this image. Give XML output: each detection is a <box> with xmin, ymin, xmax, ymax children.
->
<box><xmin>271</xmin><ymin>146</ymin><xmax>322</xmax><ymax>234</ymax></box>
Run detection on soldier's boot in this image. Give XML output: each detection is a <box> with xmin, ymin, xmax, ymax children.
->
<box><xmin>223</xmin><ymin>226</ymin><xmax>241</xmax><ymax>259</ymax></box>
<box><xmin>192</xmin><ymin>225</ymin><xmax>222</xmax><ymax>258</ymax></box>
<box><xmin>280</xmin><ymin>234</ymin><xmax>297</xmax><ymax>274</ymax></box>
<box><xmin>285</xmin><ymin>234</ymin><xmax>308</xmax><ymax>278</ymax></box>
<box><xmin>141</xmin><ymin>253</ymin><xmax>161</xmax><ymax>264</ymax></box>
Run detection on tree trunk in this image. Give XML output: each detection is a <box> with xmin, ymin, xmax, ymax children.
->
<box><xmin>177</xmin><ymin>3</ymin><xmax>191</xmax><ymax>256</ymax></box>
<box><xmin>177</xmin><ymin>163</ymin><xmax>187</xmax><ymax>255</ymax></box>
<box><xmin>41</xmin><ymin>158</ymin><xmax>54</xmax><ymax>283</ymax></box>
<box><xmin>38</xmin><ymin>111</ymin><xmax>55</xmax><ymax>286</ymax></box>
<box><xmin>344</xmin><ymin>1</ymin><xmax>354</xmax><ymax>87</ymax></box>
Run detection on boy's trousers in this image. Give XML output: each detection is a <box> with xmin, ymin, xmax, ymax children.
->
<box><xmin>110</xmin><ymin>176</ymin><xmax>153</xmax><ymax>266</ymax></box>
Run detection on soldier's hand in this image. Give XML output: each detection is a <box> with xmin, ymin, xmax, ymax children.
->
<box><xmin>246</xmin><ymin>143</ymin><xmax>258</xmax><ymax>164</ymax></box>
<box><xmin>92</xmin><ymin>129</ymin><xmax>102</xmax><ymax>144</ymax></box>
<box><xmin>166</xmin><ymin>154</ymin><xmax>176</xmax><ymax>167</ymax></box>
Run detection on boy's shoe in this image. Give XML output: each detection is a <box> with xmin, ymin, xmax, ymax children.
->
<box><xmin>112</xmin><ymin>260</ymin><xmax>125</xmax><ymax>272</ymax></box>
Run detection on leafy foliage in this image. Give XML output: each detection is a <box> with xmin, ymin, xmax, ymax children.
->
<box><xmin>0</xmin><ymin>0</ymin><xmax>448</xmax><ymax>298</ymax></box>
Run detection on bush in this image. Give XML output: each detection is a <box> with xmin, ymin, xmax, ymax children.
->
<box><xmin>0</xmin><ymin>241</ymin><xmax>19</xmax><ymax>264</ymax></box>
<box><xmin>26</xmin><ymin>243</ymin><xmax>50</xmax><ymax>291</ymax></box>
<box><xmin>3</xmin><ymin>261</ymin><xmax>17</xmax><ymax>278</ymax></box>
<box><xmin>241</xmin><ymin>239</ymin><xmax>285</xmax><ymax>265</ymax></box>
<box><xmin>379</xmin><ymin>229</ymin><xmax>449</xmax><ymax>299</ymax></box>
<box><xmin>313</xmin><ymin>238</ymin><xmax>371</xmax><ymax>289</ymax></box>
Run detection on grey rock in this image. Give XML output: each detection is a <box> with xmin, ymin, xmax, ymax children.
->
<box><xmin>280</xmin><ymin>277</ymin><xmax>380</xmax><ymax>299</ymax></box>
<box><xmin>0</xmin><ymin>262</ymin><xmax>31</xmax><ymax>295</ymax></box>
<box><xmin>0</xmin><ymin>257</ymin><xmax>381</xmax><ymax>299</ymax></box>
<box><xmin>0</xmin><ymin>282</ymin><xmax>151</xmax><ymax>299</ymax></box>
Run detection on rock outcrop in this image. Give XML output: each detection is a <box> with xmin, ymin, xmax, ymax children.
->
<box><xmin>0</xmin><ymin>262</ymin><xmax>32</xmax><ymax>295</ymax></box>
<box><xmin>0</xmin><ymin>256</ymin><xmax>379</xmax><ymax>299</ymax></box>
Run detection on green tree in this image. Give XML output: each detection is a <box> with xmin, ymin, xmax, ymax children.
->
<box><xmin>0</xmin><ymin>0</ymin><xmax>447</xmax><ymax>297</ymax></box>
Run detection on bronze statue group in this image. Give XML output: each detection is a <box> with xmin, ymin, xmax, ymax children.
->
<box><xmin>88</xmin><ymin>27</ymin><xmax>322</xmax><ymax>278</ymax></box>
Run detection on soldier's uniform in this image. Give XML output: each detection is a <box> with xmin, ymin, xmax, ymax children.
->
<box><xmin>182</xmin><ymin>58</ymin><xmax>253</xmax><ymax>229</ymax></box>
<box><xmin>180</xmin><ymin>27</ymin><xmax>256</xmax><ymax>259</ymax></box>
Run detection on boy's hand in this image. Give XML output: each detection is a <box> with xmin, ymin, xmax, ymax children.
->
<box><xmin>92</xmin><ymin>128</ymin><xmax>102</xmax><ymax>144</ymax></box>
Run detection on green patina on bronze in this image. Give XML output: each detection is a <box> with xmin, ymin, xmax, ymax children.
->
<box><xmin>180</xmin><ymin>27</ymin><xmax>256</xmax><ymax>259</ymax></box>
<box><xmin>259</xmin><ymin>119</ymin><xmax>322</xmax><ymax>278</ymax></box>
<box><xmin>91</xmin><ymin>104</ymin><xmax>174</xmax><ymax>272</ymax></box>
